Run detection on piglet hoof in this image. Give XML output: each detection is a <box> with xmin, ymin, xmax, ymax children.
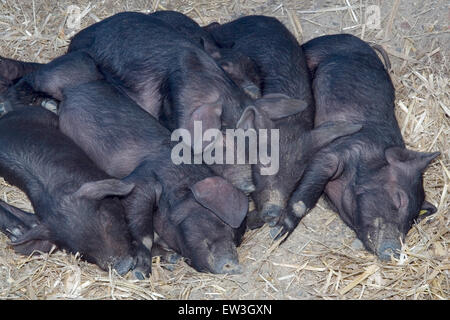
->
<box><xmin>160</xmin><ymin>252</ymin><xmax>183</xmax><ymax>272</ymax></box>
<box><xmin>240</xmin><ymin>182</ymin><xmax>256</xmax><ymax>195</ymax></box>
<box><xmin>167</xmin><ymin>252</ymin><xmax>182</xmax><ymax>264</ymax></box>
<box><xmin>271</xmin><ymin>202</ymin><xmax>308</xmax><ymax>241</ymax></box>
<box><xmin>246</xmin><ymin>210</ymin><xmax>265</xmax><ymax>230</ymax></box>
<box><xmin>0</xmin><ymin>99</ymin><xmax>13</xmax><ymax>116</ymax></box>
<box><xmin>269</xmin><ymin>225</ymin><xmax>283</xmax><ymax>239</ymax></box>
<box><xmin>242</xmin><ymin>84</ymin><xmax>261</xmax><ymax>100</ymax></box>
<box><xmin>112</xmin><ymin>256</ymin><xmax>136</xmax><ymax>277</ymax></box>
<box><xmin>260</xmin><ymin>204</ymin><xmax>283</xmax><ymax>227</ymax></box>
<box><xmin>132</xmin><ymin>245</ymin><xmax>152</xmax><ymax>279</ymax></box>
<box><xmin>41</xmin><ymin>99</ymin><xmax>58</xmax><ymax>114</ymax></box>
<box><xmin>132</xmin><ymin>270</ymin><xmax>146</xmax><ymax>280</ymax></box>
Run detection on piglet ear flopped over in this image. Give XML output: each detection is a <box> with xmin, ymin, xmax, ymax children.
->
<box><xmin>190</xmin><ymin>176</ymin><xmax>249</xmax><ymax>228</ymax></box>
<box><xmin>310</xmin><ymin>121</ymin><xmax>362</xmax><ymax>150</ymax></box>
<box><xmin>237</xmin><ymin>95</ymin><xmax>308</xmax><ymax>130</ymax></box>
<box><xmin>415</xmin><ymin>200</ymin><xmax>438</xmax><ymax>222</ymax></box>
<box><xmin>203</xmin><ymin>21</ymin><xmax>222</xmax><ymax>32</ymax></box>
<box><xmin>236</xmin><ymin>105</ymin><xmax>258</xmax><ymax>130</ymax></box>
<box><xmin>74</xmin><ymin>179</ymin><xmax>135</xmax><ymax>200</ymax></box>
<box><xmin>385</xmin><ymin>147</ymin><xmax>440</xmax><ymax>173</ymax></box>
<box><xmin>187</xmin><ymin>102</ymin><xmax>223</xmax><ymax>155</ymax></box>
<box><xmin>255</xmin><ymin>93</ymin><xmax>309</xmax><ymax>121</ymax></box>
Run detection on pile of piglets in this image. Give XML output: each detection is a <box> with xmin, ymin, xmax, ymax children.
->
<box><xmin>0</xmin><ymin>11</ymin><xmax>439</xmax><ymax>279</ymax></box>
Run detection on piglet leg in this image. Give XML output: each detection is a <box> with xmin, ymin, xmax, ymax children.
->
<box><xmin>0</xmin><ymin>56</ymin><xmax>42</xmax><ymax>82</ymax></box>
<box><xmin>273</xmin><ymin>151</ymin><xmax>343</xmax><ymax>240</ymax></box>
<box><xmin>1</xmin><ymin>51</ymin><xmax>101</xmax><ymax>112</ymax></box>
<box><xmin>0</xmin><ymin>57</ymin><xmax>47</xmax><ymax>112</ymax></box>
<box><xmin>121</xmin><ymin>164</ymin><xmax>160</xmax><ymax>278</ymax></box>
<box><xmin>0</xmin><ymin>200</ymin><xmax>55</xmax><ymax>255</ymax></box>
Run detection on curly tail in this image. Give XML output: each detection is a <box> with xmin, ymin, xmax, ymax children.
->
<box><xmin>371</xmin><ymin>44</ymin><xmax>391</xmax><ymax>71</ymax></box>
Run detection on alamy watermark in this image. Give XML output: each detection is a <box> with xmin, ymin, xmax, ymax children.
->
<box><xmin>171</xmin><ymin>121</ymin><xmax>280</xmax><ymax>176</ymax></box>
<box><xmin>365</xmin><ymin>5</ymin><xmax>381</xmax><ymax>30</ymax></box>
<box><xmin>66</xmin><ymin>5</ymin><xmax>82</xmax><ymax>30</ymax></box>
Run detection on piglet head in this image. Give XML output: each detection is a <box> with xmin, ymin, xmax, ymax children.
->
<box><xmin>237</xmin><ymin>94</ymin><xmax>308</xmax><ymax>224</ymax></box>
<box><xmin>350</xmin><ymin>147</ymin><xmax>440</xmax><ymax>261</ymax></box>
<box><xmin>237</xmin><ymin>94</ymin><xmax>362</xmax><ymax>226</ymax></box>
<box><xmin>155</xmin><ymin>176</ymin><xmax>248</xmax><ymax>274</ymax></box>
<box><xmin>10</xmin><ymin>179</ymin><xmax>138</xmax><ymax>275</ymax></box>
<box><xmin>68</xmin><ymin>179</ymin><xmax>138</xmax><ymax>274</ymax></box>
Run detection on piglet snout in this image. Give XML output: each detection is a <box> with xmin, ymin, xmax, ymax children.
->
<box><xmin>213</xmin><ymin>257</ymin><xmax>243</xmax><ymax>274</ymax></box>
<box><xmin>377</xmin><ymin>240</ymin><xmax>401</xmax><ymax>261</ymax></box>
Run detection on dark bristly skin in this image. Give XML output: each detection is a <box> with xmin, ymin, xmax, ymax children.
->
<box><xmin>0</xmin><ymin>106</ymin><xmax>138</xmax><ymax>275</ymax></box>
<box><xmin>276</xmin><ymin>34</ymin><xmax>440</xmax><ymax>261</ymax></box>
<box><xmin>0</xmin><ymin>11</ymin><xmax>260</xmax><ymax>101</ymax></box>
<box><xmin>67</xmin><ymin>12</ymin><xmax>246</xmax><ymax>140</ymax></box>
<box><xmin>1</xmin><ymin>11</ymin><xmax>255</xmax><ymax>194</ymax></box>
<box><xmin>0</xmin><ymin>12</ymin><xmax>315</xmax><ymax>198</ymax></box>
<box><xmin>69</xmin><ymin>11</ymin><xmax>261</xmax><ymax>194</ymax></box>
<box><xmin>206</xmin><ymin>16</ymin><xmax>362</xmax><ymax>228</ymax></box>
<box><xmin>1</xmin><ymin>14</ymin><xmax>357</xmax><ymax>240</ymax></box>
<box><xmin>149</xmin><ymin>10</ymin><xmax>261</xmax><ymax>99</ymax></box>
<box><xmin>0</xmin><ymin>51</ymin><xmax>249</xmax><ymax>275</ymax></box>
<box><xmin>57</xmin><ymin>79</ymin><xmax>248</xmax><ymax>275</ymax></box>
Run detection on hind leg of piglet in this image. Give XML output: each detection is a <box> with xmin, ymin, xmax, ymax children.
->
<box><xmin>0</xmin><ymin>78</ymin><xmax>52</xmax><ymax>113</ymax></box>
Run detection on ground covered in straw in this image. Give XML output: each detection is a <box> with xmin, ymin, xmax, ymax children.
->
<box><xmin>0</xmin><ymin>0</ymin><xmax>448</xmax><ymax>300</ymax></box>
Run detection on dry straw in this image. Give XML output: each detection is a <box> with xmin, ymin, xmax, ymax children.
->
<box><xmin>0</xmin><ymin>0</ymin><xmax>448</xmax><ymax>300</ymax></box>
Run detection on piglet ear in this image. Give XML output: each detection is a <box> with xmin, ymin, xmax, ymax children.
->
<box><xmin>178</xmin><ymin>52</ymin><xmax>224</xmax><ymax>155</ymax></box>
<box><xmin>237</xmin><ymin>95</ymin><xmax>309</xmax><ymax>130</ymax></box>
<box><xmin>236</xmin><ymin>105</ymin><xmax>258</xmax><ymax>130</ymax></box>
<box><xmin>203</xmin><ymin>22</ymin><xmax>222</xmax><ymax>32</ymax></box>
<box><xmin>190</xmin><ymin>176</ymin><xmax>249</xmax><ymax>228</ymax></box>
<box><xmin>310</xmin><ymin>121</ymin><xmax>362</xmax><ymax>150</ymax></box>
<box><xmin>186</xmin><ymin>103</ymin><xmax>223</xmax><ymax>155</ymax></box>
<box><xmin>74</xmin><ymin>179</ymin><xmax>135</xmax><ymax>200</ymax></box>
<box><xmin>255</xmin><ymin>93</ymin><xmax>309</xmax><ymax>121</ymax></box>
<box><xmin>385</xmin><ymin>147</ymin><xmax>440</xmax><ymax>172</ymax></box>
<box><xmin>415</xmin><ymin>200</ymin><xmax>438</xmax><ymax>222</ymax></box>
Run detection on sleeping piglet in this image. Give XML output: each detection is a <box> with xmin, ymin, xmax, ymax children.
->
<box><xmin>0</xmin><ymin>106</ymin><xmax>139</xmax><ymax>275</ymax></box>
<box><xmin>276</xmin><ymin>34</ymin><xmax>440</xmax><ymax>261</ymax></box>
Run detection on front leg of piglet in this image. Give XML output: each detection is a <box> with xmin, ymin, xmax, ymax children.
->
<box><xmin>0</xmin><ymin>200</ymin><xmax>55</xmax><ymax>255</ymax></box>
<box><xmin>121</xmin><ymin>165</ymin><xmax>161</xmax><ymax>279</ymax></box>
<box><xmin>273</xmin><ymin>151</ymin><xmax>343</xmax><ymax>239</ymax></box>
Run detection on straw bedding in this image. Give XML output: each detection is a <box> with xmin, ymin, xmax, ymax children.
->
<box><xmin>0</xmin><ymin>0</ymin><xmax>448</xmax><ymax>299</ymax></box>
